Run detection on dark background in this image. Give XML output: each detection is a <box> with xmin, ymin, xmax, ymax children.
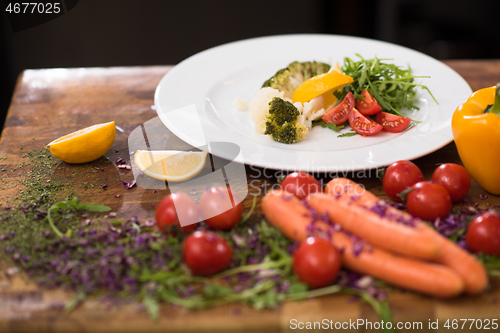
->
<box><xmin>1</xmin><ymin>0</ymin><xmax>499</xmax><ymax>130</ymax></box>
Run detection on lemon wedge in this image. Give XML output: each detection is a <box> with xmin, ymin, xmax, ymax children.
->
<box><xmin>292</xmin><ymin>71</ymin><xmax>354</xmax><ymax>104</ymax></box>
<box><xmin>47</xmin><ymin>121</ymin><xmax>116</xmax><ymax>164</ymax></box>
<box><xmin>134</xmin><ymin>150</ymin><xmax>208</xmax><ymax>182</ymax></box>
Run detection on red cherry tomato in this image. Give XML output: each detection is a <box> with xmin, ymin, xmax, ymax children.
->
<box><xmin>322</xmin><ymin>91</ymin><xmax>355</xmax><ymax>125</ymax></box>
<box><xmin>280</xmin><ymin>172</ymin><xmax>321</xmax><ymax>200</ymax></box>
<box><xmin>382</xmin><ymin>160</ymin><xmax>424</xmax><ymax>202</ymax></box>
<box><xmin>406</xmin><ymin>181</ymin><xmax>452</xmax><ymax>221</ymax></box>
<box><xmin>183</xmin><ymin>230</ymin><xmax>233</xmax><ymax>276</ymax></box>
<box><xmin>293</xmin><ymin>237</ymin><xmax>341</xmax><ymax>288</ymax></box>
<box><xmin>199</xmin><ymin>187</ymin><xmax>243</xmax><ymax>230</ymax></box>
<box><xmin>375</xmin><ymin>112</ymin><xmax>412</xmax><ymax>133</ymax></box>
<box><xmin>155</xmin><ymin>192</ymin><xmax>198</xmax><ymax>233</ymax></box>
<box><xmin>431</xmin><ymin>163</ymin><xmax>471</xmax><ymax>202</ymax></box>
<box><xmin>355</xmin><ymin>89</ymin><xmax>382</xmax><ymax>115</ymax></box>
<box><xmin>466</xmin><ymin>211</ymin><xmax>500</xmax><ymax>256</ymax></box>
<box><xmin>348</xmin><ymin>108</ymin><xmax>383</xmax><ymax>136</ymax></box>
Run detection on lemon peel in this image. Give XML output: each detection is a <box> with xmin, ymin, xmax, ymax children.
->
<box><xmin>47</xmin><ymin>121</ymin><xmax>116</xmax><ymax>164</ymax></box>
<box><xmin>134</xmin><ymin>150</ymin><xmax>207</xmax><ymax>182</ymax></box>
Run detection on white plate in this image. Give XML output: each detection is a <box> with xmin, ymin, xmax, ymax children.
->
<box><xmin>154</xmin><ymin>34</ymin><xmax>471</xmax><ymax>173</ymax></box>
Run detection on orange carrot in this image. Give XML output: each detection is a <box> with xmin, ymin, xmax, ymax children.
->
<box><xmin>307</xmin><ymin>193</ymin><xmax>441</xmax><ymax>260</ymax></box>
<box><xmin>262</xmin><ymin>189</ymin><xmax>464</xmax><ymax>298</ymax></box>
<box><xmin>323</xmin><ymin>177</ymin><xmax>488</xmax><ymax>295</ymax></box>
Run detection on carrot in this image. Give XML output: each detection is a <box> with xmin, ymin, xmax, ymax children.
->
<box><xmin>307</xmin><ymin>193</ymin><xmax>441</xmax><ymax>260</ymax></box>
<box><xmin>323</xmin><ymin>177</ymin><xmax>488</xmax><ymax>295</ymax></box>
<box><xmin>433</xmin><ymin>237</ymin><xmax>488</xmax><ymax>295</ymax></box>
<box><xmin>262</xmin><ymin>189</ymin><xmax>464</xmax><ymax>298</ymax></box>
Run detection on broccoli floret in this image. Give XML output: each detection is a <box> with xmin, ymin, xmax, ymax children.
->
<box><xmin>262</xmin><ymin>61</ymin><xmax>331</xmax><ymax>99</ymax></box>
<box><xmin>267</xmin><ymin>96</ymin><xmax>300</xmax><ymax>125</ymax></box>
<box><xmin>264</xmin><ymin>97</ymin><xmax>309</xmax><ymax>144</ymax></box>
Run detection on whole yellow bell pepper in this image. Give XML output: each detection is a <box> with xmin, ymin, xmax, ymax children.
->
<box><xmin>452</xmin><ymin>84</ymin><xmax>500</xmax><ymax>195</ymax></box>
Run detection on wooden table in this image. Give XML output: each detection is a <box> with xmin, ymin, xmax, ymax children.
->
<box><xmin>0</xmin><ymin>60</ymin><xmax>499</xmax><ymax>333</ymax></box>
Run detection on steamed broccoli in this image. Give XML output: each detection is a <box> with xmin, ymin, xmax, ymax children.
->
<box><xmin>262</xmin><ymin>61</ymin><xmax>331</xmax><ymax>99</ymax></box>
<box><xmin>264</xmin><ymin>97</ymin><xmax>309</xmax><ymax>144</ymax></box>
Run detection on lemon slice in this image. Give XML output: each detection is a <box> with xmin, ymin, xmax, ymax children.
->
<box><xmin>292</xmin><ymin>71</ymin><xmax>354</xmax><ymax>104</ymax></box>
<box><xmin>134</xmin><ymin>150</ymin><xmax>208</xmax><ymax>182</ymax></box>
<box><xmin>47</xmin><ymin>121</ymin><xmax>116</xmax><ymax>164</ymax></box>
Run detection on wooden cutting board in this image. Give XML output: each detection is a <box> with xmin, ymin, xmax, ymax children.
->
<box><xmin>0</xmin><ymin>61</ymin><xmax>499</xmax><ymax>333</ymax></box>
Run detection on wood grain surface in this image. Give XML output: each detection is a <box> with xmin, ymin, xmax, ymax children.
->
<box><xmin>0</xmin><ymin>61</ymin><xmax>499</xmax><ymax>333</ymax></box>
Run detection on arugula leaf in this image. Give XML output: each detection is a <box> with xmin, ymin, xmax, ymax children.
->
<box><xmin>341</xmin><ymin>54</ymin><xmax>437</xmax><ymax>116</ymax></box>
<box><xmin>46</xmin><ymin>198</ymin><xmax>111</xmax><ymax>238</ymax></box>
<box><xmin>337</xmin><ymin>131</ymin><xmax>359</xmax><ymax>138</ymax></box>
<box><xmin>312</xmin><ymin>120</ymin><xmax>345</xmax><ymax>132</ymax></box>
<box><xmin>476</xmin><ymin>253</ymin><xmax>500</xmax><ymax>276</ymax></box>
<box><xmin>142</xmin><ymin>295</ymin><xmax>160</xmax><ymax>322</ymax></box>
<box><xmin>66</xmin><ymin>197</ymin><xmax>112</xmax><ymax>212</ymax></box>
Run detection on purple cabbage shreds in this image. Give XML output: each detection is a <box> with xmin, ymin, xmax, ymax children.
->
<box><xmin>101</xmin><ymin>184</ymin><xmax>107</xmax><ymax>191</ymax></box>
<box><xmin>278</xmin><ymin>280</ymin><xmax>291</xmax><ymax>293</ymax></box>
<box><xmin>430</xmin><ymin>205</ymin><xmax>490</xmax><ymax>246</ymax></box>
<box><xmin>287</xmin><ymin>242</ymin><xmax>300</xmax><ymax>255</ymax></box>
<box><xmin>3</xmin><ymin>206</ymin><xmax>10</xmax><ymax>210</ymax></box>
<box><xmin>480</xmin><ymin>194</ymin><xmax>488</xmax><ymax>200</ymax></box>
<box><xmin>140</xmin><ymin>220</ymin><xmax>155</xmax><ymax>228</ymax></box>
<box><xmin>115</xmin><ymin>158</ymin><xmax>123</xmax><ymax>165</ymax></box>
<box><xmin>369</xmin><ymin>201</ymin><xmax>388</xmax><ymax>218</ymax></box>
<box><xmin>350</xmin><ymin>237</ymin><xmax>365</xmax><ymax>257</ymax></box>
<box><xmin>121</xmin><ymin>180</ymin><xmax>136</xmax><ymax>189</ymax></box>
<box><xmin>115</xmin><ymin>194</ymin><xmax>120</xmax><ymax>198</ymax></box>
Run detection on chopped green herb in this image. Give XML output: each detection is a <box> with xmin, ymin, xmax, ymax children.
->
<box><xmin>312</xmin><ymin>120</ymin><xmax>345</xmax><ymax>132</ymax></box>
<box><xmin>337</xmin><ymin>131</ymin><xmax>359</xmax><ymax>138</ymax></box>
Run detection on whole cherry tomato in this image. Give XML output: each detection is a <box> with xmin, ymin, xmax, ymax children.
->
<box><xmin>199</xmin><ymin>187</ymin><xmax>243</xmax><ymax>230</ymax></box>
<box><xmin>406</xmin><ymin>181</ymin><xmax>452</xmax><ymax>221</ymax></box>
<box><xmin>382</xmin><ymin>160</ymin><xmax>424</xmax><ymax>202</ymax></box>
<box><xmin>155</xmin><ymin>192</ymin><xmax>198</xmax><ymax>233</ymax></box>
<box><xmin>466</xmin><ymin>211</ymin><xmax>500</xmax><ymax>256</ymax></box>
<box><xmin>183</xmin><ymin>230</ymin><xmax>233</xmax><ymax>276</ymax></box>
<box><xmin>293</xmin><ymin>237</ymin><xmax>341</xmax><ymax>288</ymax></box>
<box><xmin>280</xmin><ymin>172</ymin><xmax>322</xmax><ymax>200</ymax></box>
<box><xmin>431</xmin><ymin>163</ymin><xmax>471</xmax><ymax>202</ymax></box>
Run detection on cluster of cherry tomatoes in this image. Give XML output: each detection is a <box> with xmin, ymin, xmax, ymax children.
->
<box><xmin>382</xmin><ymin>161</ymin><xmax>471</xmax><ymax>221</ymax></box>
<box><xmin>155</xmin><ymin>187</ymin><xmax>242</xmax><ymax>276</ymax></box>
<box><xmin>155</xmin><ymin>165</ymin><xmax>499</xmax><ymax>286</ymax></box>
<box><xmin>322</xmin><ymin>90</ymin><xmax>412</xmax><ymax>135</ymax></box>
<box><xmin>382</xmin><ymin>160</ymin><xmax>500</xmax><ymax>256</ymax></box>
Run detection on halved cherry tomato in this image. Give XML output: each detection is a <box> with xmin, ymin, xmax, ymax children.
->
<box><xmin>375</xmin><ymin>112</ymin><xmax>411</xmax><ymax>133</ymax></box>
<box><xmin>355</xmin><ymin>89</ymin><xmax>382</xmax><ymax>115</ymax></box>
<box><xmin>348</xmin><ymin>108</ymin><xmax>383</xmax><ymax>136</ymax></box>
<box><xmin>322</xmin><ymin>91</ymin><xmax>355</xmax><ymax>125</ymax></box>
